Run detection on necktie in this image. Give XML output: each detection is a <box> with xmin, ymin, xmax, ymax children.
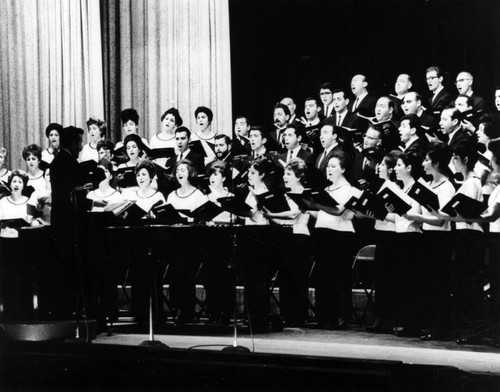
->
<box><xmin>337</xmin><ymin>114</ymin><xmax>342</xmax><ymax>126</ymax></box>
<box><xmin>353</xmin><ymin>98</ymin><xmax>359</xmax><ymax>111</ymax></box>
<box><xmin>287</xmin><ymin>150</ymin><xmax>293</xmax><ymax>163</ymax></box>
<box><xmin>318</xmin><ymin>150</ymin><xmax>327</xmax><ymax>168</ymax></box>
<box><xmin>178</xmin><ymin>152</ymin><xmax>183</xmax><ymax>161</ymax></box>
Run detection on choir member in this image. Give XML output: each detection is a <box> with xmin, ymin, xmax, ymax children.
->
<box><xmin>86</xmin><ymin>159</ymin><xmax>123</xmax><ymax>206</ymax></box>
<box><xmin>311</xmin><ymin>150</ymin><xmax>356</xmax><ymax>329</ymax></box>
<box><xmin>117</xmin><ymin>134</ymin><xmax>147</xmax><ymax>170</ymax></box>
<box><xmin>426</xmin><ymin>66</ymin><xmax>454</xmax><ymax>116</ymax></box>
<box><xmin>150</xmin><ymin>108</ymin><xmax>182</xmax><ymax>150</ymax></box>
<box><xmin>80</xmin><ymin>117</ymin><xmax>106</xmax><ymax>162</ymax></box>
<box><xmin>263</xmin><ymin>158</ymin><xmax>311</xmax><ymax>326</ymax></box>
<box><xmin>115</xmin><ymin>108</ymin><xmax>149</xmax><ymax>151</ymax></box>
<box><xmin>405</xmin><ymin>144</ymin><xmax>456</xmax><ymax>340</ymax></box>
<box><xmin>462</xmin><ymin>140</ymin><xmax>500</xmax><ymax>346</ymax></box>
<box><xmin>122</xmin><ymin>159</ymin><xmax>166</xmax><ymax>212</ymax></box>
<box><xmin>455</xmin><ymin>71</ymin><xmax>485</xmax><ymax>112</ymax></box>
<box><xmin>365</xmin><ymin>150</ymin><xmax>401</xmax><ymax>334</ymax></box>
<box><xmin>232</xmin><ymin>115</ymin><xmax>252</xmax><ymax>156</ymax></box>
<box><xmin>0</xmin><ymin>171</ymin><xmax>35</xmax><ymax>238</ymax></box>
<box><xmin>349</xmin><ymin>74</ymin><xmax>377</xmax><ymax>116</ymax></box>
<box><xmin>386</xmin><ymin>151</ymin><xmax>424</xmax><ymax>337</ymax></box>
<box><xmin>206</xmin><ymin>160</ymin><xmax>233</xmax><ymax>224</ymax></box>
<box><xmin>191</xmin><ymin>106</ymin><xmax>217</xmax><ymax>164</ymax></box>
<box><xmin>22</xmin><ymin>144</ymin><xmax>48</xmax><ymax>195</ymax></box>
<box><xmin>41</xmin><ymin>123</ymin><xmax>62</xmax><ymax>165</ymax></box>
<box><xmin>319</xmin><ymin>82</ymin><xmax>335</xmax><ymax>119</ymax></box>
<box><xmin>433</xmin><ymin>140</ymin><xmax>485</xmax><ymax>343</ymax></box>
<box><xmin>165</xmin><ymin>159</ymin><xmax>208</xmax><ymax>324</ymax></box>
<box><xmin>0</xmin><ymin>147</ymin><xmax>11</xmax><ymax>183</ymax></box>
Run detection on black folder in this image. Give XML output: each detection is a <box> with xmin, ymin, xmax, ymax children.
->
<box><xmin>117</xmin><ymin>202</ymin><xmax>148</xmax><ymax>222</ymax></box>
<box><xmin>345</xmin><ymin>191</ymin><xmax>389</xmax><ymax>220</ymax></box>
<box><xmin>0</xmin><ymin>218</ymin><xmax>31</xmax><ymax>229</ymax></box>
<box><xmin>408</xmin><ymin>181</ymin><xmax>440</xmax><ymax>211</ymax></box>
<box><xmin>477</xmin><ymin>151</ymin><xmax>491</xmax><ymax>169</ymax></box>
<box><xmin>149</xmin><ymin>147</ymin><xmax>175</xmax><ymax>160</ymax></box>
<box><xmin>188</xmin><ymin>201</ymin><xmax>224</xmax><ymax>223</ymax></box>
<box><xmin>80</xmin><ymin>160</ymin><xmax>106</xmax><ymax>188</ymax></box>
<box><xmin>152</xmin><ymin>203</ymin><xmax>188</xmax><ymax>224</ymax></box>
<box><xmin>441</xmin><ymin>193</ymin><xmax>486</xmax><ymax>219</ymax></box>
<box><xmin>217</xmin><ymin>196</ymin><xmax>253</xmax><ymax>217</ymax></box>
<box><xmin>286</xmin><ymin>192</ymin><xmax>310</xmax><ymax>211</ymax></box>
<box><xmin>0</xmin><ymin>180</ymin><xmax>10</xmax><ymax>198</ymax></box>
<box><xmin>378</xmin><ymin>187</ymin><xmax>412</xmax><ymax>216</ymax></box>
<box><xmin>306</xmin><ymin>188</ymin><xmax>338</xmax><ymax>208</ymax></box>
<box><xmin>255</xmin><ymin>191</ymin><xmax>291</xmax><ymax>213</ymax></box>
<box><xmin>190</xmin><ymin>139</ymin><xmax>215</xmax><ymax>157</ymax></box>
<box><xmin>116</xmin><ymin>166</ymin><xmax>137</xmax><ymax>188</ymax></box>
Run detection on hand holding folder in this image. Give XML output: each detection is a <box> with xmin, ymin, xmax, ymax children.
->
<box><xmin>441</xmin><ymin>193</ymin><xmax>486</xmax><ymax>219</ymax></box>
<box><xmin>408</xmin><ymin>179</ymin><xmax>440</xmax><ymax>211</ymax></box>
<box><xmin>378</xmin><ymin>187</ymin><xmax>412</xmax><ymax>216</ymax></box>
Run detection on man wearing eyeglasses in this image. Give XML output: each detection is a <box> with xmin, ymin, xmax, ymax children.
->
<box><xmin>455</xmin><ymin>71</ymin><xmax>485</xmax><ymax>112</ymax></box>
<box><xmin>426</xmin><ymin>66</ymin><xmax>454</xmax><ymax>117</ymax></box>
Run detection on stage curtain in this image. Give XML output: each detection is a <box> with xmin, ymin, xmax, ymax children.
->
<box><xmin>101</xmin><ymin>0</ymin><xmax>232</xmax><ymax>143</ymax></box>
<box><xmin>0</xmin><ymin>0</ymin><xmax>104</xmax><ymax>170</ymax></box>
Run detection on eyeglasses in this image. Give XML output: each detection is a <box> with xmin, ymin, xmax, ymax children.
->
<box><xmin>455</xmin><ymin>78</ymin><xmax>471</xmax><ymax>84</ymax></box>
<box><xmin>426</xmin><ymin>76</ymin><xmax>438</xmax><ymax>81</ymax></box>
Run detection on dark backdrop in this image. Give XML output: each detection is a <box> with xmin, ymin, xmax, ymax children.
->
<box><xmin>229</xmin><ymin>0</ymin><xmax>500</xmax><ymax>127</ymax></box>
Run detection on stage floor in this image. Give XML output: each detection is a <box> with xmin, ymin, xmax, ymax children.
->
<box><xmin>95</xmin><ymin>326</ymin><xmax>500</xmax><ymax>376</ymax></box>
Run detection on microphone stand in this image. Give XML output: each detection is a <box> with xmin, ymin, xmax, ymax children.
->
<box><xmin>222</xmin><ymin>155</ymin><xmax>250</xmax><ymax>353</ymax></box>
<box><xmin>139</xmin><ymin>209</ymin><xmax>168</xmax><ymax>348</ymax></box>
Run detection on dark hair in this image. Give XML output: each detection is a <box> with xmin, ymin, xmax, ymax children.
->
<box><xmin>249</xmin><ymin>126</ymin><xmax>266</xmax><ymax>139</ymax></box>
<box><xmin>488</xmin><ymin>139</ymin><xmax>500</xmax><ymax>166</ymax></box>
<box><xmin>45</xmin><ymin>123</ymin><xmax>63</xmax><ymax>138</ymax></box>
<box><xmin>332</xmin><ymin>88</ymin><xmax>348</xmax><ymax>99</ymax></box>
<box><xmin>285</xmin><ymin>124</ymin><xmax>303</xmax><ymax>139</ymax></box>
<box><xmin>175</xmin><ymin>126</ymin><xmax>191</xmax><ymax>139</ymax></box>
<box><xmin>98</xmin><ymin>158</ymin><xmax>114</xmax><ymax>176</ymax></box>
<box><xmin>120</xmin><ymin>108</ymin><xmax>139</xmax><ymax>125</ymax></box>
<box><xmin>123</xmin><ymin>134</ymin><xmax>146</xmax><ymax>155</ymax></box>
<box><xmin>399</xmin><ymin>150</ymin><xmax>423</xmax><ymax>179</ymax></box>
<box><xmin>383</xmin><ymin>150</ymin><xmax>403</xmax><ymax>182</ymax></box>
<box><xmin>329</xmin><ymin>149</ymin><xmax>349</xmax><ymax>171</ymax></box>
<box><xmin>426</xmin><ymin>143</ymin><xmax>452</xmax><ymax>176</ymax></box>
<box><xmin>400</xmin><ymin>114</ymin><xmax>423</xmax><ymax>138</ymax></box>
<box><xmin>479</xmin><ymin>112</ymin><xmax>500</xmax><ymax>140</ymax></box>
<box><xmin>452</xmin><ymin>140</ymin><xmax>479</xmax><ymax>171</ymax></box>
<box><xmin>285</xmin><ymin>157</ymin><xmax>307</xmax><ymax>184</ymax></box>
<box><xmin>320</xmin><ymin>82</ymin><xmax>334</xmax><ymax>93</ymax></box>
<box><xmin>274</xmin><ymin>103</ymin><xmax>290</xmax><ymax>117</ymax></box>
<box><xmin>174</xmin><ymin>159</ymin><xmax>197</xmax><ymax>182</ymax></box>
<box><xmin>378</xmin><ymin>96</ymin><xmax>395</xmax><ymax>109</ymax></box>
<box><xmin>426</xmin><ymin>65</ymin><xmax>442</xmax><ymax>78</ymax></box>
<box><xmin>97</xmin><ymin>139</ymin><xmax>115</xmax><ymax>152</ymax></box>
<box><xmin>214</xmin><ymin>134</ymin><xmax>232</xmax><ymax>145</ymax></box>
<box><xmin>456</xmin><ymin>94</ymin><xmax>474</xmax><ymax>108</ymax></box>
<box><xmin>235</xmin><ymin>115</ymin><xmax>250</xmax><ymax>125</ymax></box>
<box><xmin>249</xmin><ymin>156</ymin><xmax>273</xmax><ymax>176</ymax></box>
<box><xmin>22</xmin><ymin>144</ymin><xmax>42</xmax><ymax>161</ymax></box>
<box><xmin>195</xmin><ymin>106</ymin><xmax>213</xmax><ymax>123</ymax></box>
<box><xmin>60</xmin><ymin>126</ymin><xmax>84</xmax><ymax>149</ymax></box>
<box><xmin>8</xmin><ymin>170</ymin><xmax>29</xmax><ymax>188</ymax></box>
<box><xmin>86</xmin><ymin>117</ymin><xmax>107</xmax><ymax>137</ymax></box>
<box><xmin>161</xmin><ymin>107</ymin><xmax>183</xmax><ymax>126</ymax></box>
<box><xmin>444</xmin><ymin>107</ymin><xmax>461</xmax><ymax>122</ymax></box>
<box><xmin>207</xmin><ymin>160</ymin><xmax>229</xmax><ymax>178</ymax></box>
<box><xmin>135</xmin><ymin>159</ymin><xmax>156</xmax><ymax>179</ymax></box>
<box><xmin>305</xmin><ymin>96</ymin><xmax>321</xmax><ymax>107</ymax></box>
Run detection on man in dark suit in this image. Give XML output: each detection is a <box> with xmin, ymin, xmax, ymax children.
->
<box><xmin>172</xmin><ymin>126</ymin><xmax>204</xmax><ymax>174</ymax></box>
<box><xmin>439</xmin><ymin>108</ymin><xmax>474</xmax><ymax>148</ymax></box>
<box><xmin>331</xmin><ymin>88</ymin><xmax>357</xmax><ymax>128</ymax></box>
<box><xmin>402</xmin><ymin>91</ymin><xmax>438</xmax><ymax>134</ymax></box>
<box><xmin>353</xmin><ymin>125</ymin><xmax>384</xmax><ymax>192</ymax></box>
<box><xmin>232</xmin><ymin>115</ymin><xmax>251</xmax><ymax>156</ymax></box>
<box><xmin>278</xmin><ymin>125</ymin><xmax>313</xmax><ymax>167</ymax></box>
<box><xmin>349</xmin><ymin>74</ymin><xmax>377</xmax><ymax>116</ymax></box>
<box><xmin>269</xmin><ymin>103</ymin><xmax>290</xmax><ymax>152</ymax></box>
<box><xmin>392</xmin><ymin>73</ymin><xmax>413</xmax><ymax>119</ymax></box>
<box><xmin>455</xmin><ymin>71</ymin><xmax>485</xmax><ymax>112</ymax></box>
<box><xmin>281</xmin><ymin>97</ymin><xmax>299</xmax><ymax>126</ymax></box>
<box><xmin>426</xmin><ymin>66</ymin><xmax>454</xmax><ymax>116</ymax></box>
<box><xmin>319</xmin><ymin>82</ymin><xmax>335</xmax><ymax>119</ymax></box>
<box><xmin>213</xmin><ymin>134</ymin><xmax>232</xmax><ymax>162</ymax></box>
<box><xmin>314</xmin><ymin>123</ymin><xmax>342</xmax><ymax>173</ymax></box>
<box><xmin>399</xmin><ymin>114</ymin><xmax>428</xmax><ymax>156</ymax></box>
<box><xmin>455</xmin><ymin>94</ymin><xmax>479</xmax><ymax>134</ymax></box>
<box><xmin>300</xmin><ymin>96</ymin><xmax>323</xmax><ymax>153</ymax></box>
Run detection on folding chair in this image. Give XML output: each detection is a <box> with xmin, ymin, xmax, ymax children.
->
<box><xmin>352</xmin><ymin>245</ymin><xmax>376</xmax><ymax>326</ymax></box>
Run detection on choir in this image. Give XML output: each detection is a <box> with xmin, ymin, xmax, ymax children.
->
<box><xmin>1</xmin><ymin>71</ymin><xmax>500</xmax><ymax>347</ymax></box>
